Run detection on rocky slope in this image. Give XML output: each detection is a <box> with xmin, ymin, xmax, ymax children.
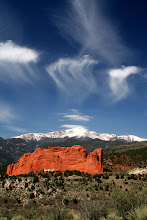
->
<box><xmin>103</xmin><ymin>141</ymin><xmax>147</xmax><ymax>170</ymax></box>
<box><xmin>7</xmin><ymin>145</ymin><xmax>103</xmax><ymax>175</ymax></box>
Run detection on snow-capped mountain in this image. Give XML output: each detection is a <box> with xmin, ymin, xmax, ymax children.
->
<box><xmin>13</xmin><ymin>127</ymin><xmax>147</xmax><ymax>143</ymax></box>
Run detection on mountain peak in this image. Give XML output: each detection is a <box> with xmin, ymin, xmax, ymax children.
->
<box><xmin>13</xmin><ymin>127</ymin><xmax>146</xmax><ymax>143</ymax></box>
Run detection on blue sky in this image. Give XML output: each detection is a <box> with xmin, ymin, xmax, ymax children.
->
<box><xmin>0</xmin><ymin>0</ymin><xmax>147</xmax><ymax>138</ymax></box>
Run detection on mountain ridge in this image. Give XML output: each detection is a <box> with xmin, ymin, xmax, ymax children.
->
<box><xmin>14</xmin><ymin>127</ymin><xmax>146</xmax><ymax>143</ymax></box>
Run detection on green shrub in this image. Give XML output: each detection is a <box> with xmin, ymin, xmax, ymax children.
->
<box><xmin>25</xmin><ymin>182</ymin><xmax>28</xmax><ymax>188</ymax></box>
<box><xmin>12</xmin><ymin>215</ymin><xmax>26</xmax><ymax>220</ymax></box>
<box><xmin>81</xmin><ymin>200</ymin><xmax>108</xmax><ymax>220</ymax></box>
<box><xmin>2</xmin><ymin>181</ymin><xmax>5</xmax><ymax>188</ymax></box>
<box><xmin>33</xmin><ymin>176</ymin><xmax>39</xmax><ymax>183</ymax></box>
<box><xmin>105</xmin><ymin>184</ymin><xmax>109</xmax><ymax>191</ymax></box>
<box><xmin>100</xmin><ymin>211</ymin><xmax>120</xmax><ymax>220</ymax></box>
<box><xmin>51</xmin><ymin>208</ymin><xmax>80</xmax><ymax>220</ymax></box>
<box><xmin>97</xmin><ymin>178</ymin><xmax>102</xmax><ymax>183</ymax></box>
<box><xmin>127</xmin><ymin>205</ymin><xmax>147</xmax><ymax>220</ymax></box>
<box><xmin>29</xmin><ymin>193</ymin><xmax>35</xmax><ymax>199</ymax></box>
<box><xmin>103</xmin><ymin>175</ymin><xmax>109</xmax><ymax>179</ymax></box>
<box><xmin>0</xmin><ymin>208</ymin><xmax>12</xmax><ymax>220</ymax></box>
<box><xmin>64</xmin><ymin>170</ymin><xmax>74</xmax><ymax>177</ymax></box>
<box><xmin>64</xmin><ymin>199</ymin><xmax>69</xmax><ymax>205</ymax></box>
<box><xmin>73</xmin><ymin>198</ymin><xmax>78</xmax><ymax>204</ymax></box>
<box><xmin>111</xmin><ymin>189</ymin><xmax>146</xmax><ymax>217</ymax></box>
<box><xmin>116</xmin><ymin>174</ymin><xmax>119</xmax><ymax>179</ymax></box>
<box><xmin>18</xmin><ymin>178</ymin><xmax>22</xmax><ymax>182</ymax></box>
<box><xmin>95</xmin><ymin>186</ymin><xmax>98</xmax><ymax>191</ymax></box>
<box><xmin>31</xmin><ymin>185</ymin><xmax>35</xmax><ymax>190</ymax></box>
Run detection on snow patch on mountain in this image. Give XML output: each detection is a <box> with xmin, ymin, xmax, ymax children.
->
<box><xmin>13</xmin><ymin>127</ymin><xmax>147</xmax><ymax>143</ymax></box>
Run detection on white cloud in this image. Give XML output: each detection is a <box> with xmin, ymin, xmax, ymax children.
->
<box><xmin>60</xmin><ymin>109</ymin><xmax>92</xmax><ymax>126</ymax></box>
<box><xmin>55</xmin><ymin>0</ymin><xmax>130</xmax><ymax>64</ymax></box>
<box><xmin>0</xmin><ymin>41</ymin><xmax>40</xmax><ymax>84</ymax></box>
<box><xmin>0</xmin><ymin>104</ymin><xmax>27</xmax><ymax>134</ymax></box>
<box><xmin>46</xmin><ymin>55</ymin><xmax>98</xmax><ymax>101</ymax></box>
<box><xmin>5</xmin><ymin>126</ymin><xmax>28</xmax><ymax>133</ymax></box>
<box><xmin>64</xmin><ymin>114</ymin><xmax>90</xmax><ymax>121</ymax></box>
<box><xmin>60</xmin><ymin>124</ymin><xmax>86</xmax><ymax>129</ymax></box>
<box><xmin>0</xmin><ymin>104</ymin><xmax>16</xmax><ymax>123</ymax></box>
<box><xmin>108</xmin><ymin>66</ymin><xmax>141</xmax><ymax>101</ymax></box>
<box><xmin>0</xmin><ymin>40</ymin><xmax>39</xmax><ymax>63</ymax></box>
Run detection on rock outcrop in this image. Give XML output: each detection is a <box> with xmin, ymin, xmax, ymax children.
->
<box><xmin>7</xmin><ymin>145</ymin><xmax>103</xmax><ymax>176</ymax></box>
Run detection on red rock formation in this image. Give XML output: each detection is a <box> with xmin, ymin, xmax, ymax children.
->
<box><xmin>7</xmin><ymin>145</ymin><xmax>103</xmax><ymax>176</ymax></box>
<box><xmin>112</xmin><ymin>164</ymin><xmax>134</xmax><ymax>171</ymax></box>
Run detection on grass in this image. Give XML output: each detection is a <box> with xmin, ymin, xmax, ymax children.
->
<box><xmin>127</xmin><ymin>205</ymin><xmax>147</xmax><ymax>220</ymax></box>
<box><xmin>0</xmin><ymin>170</ymin><xmax>147</xmax><ymax>219</ymax></box>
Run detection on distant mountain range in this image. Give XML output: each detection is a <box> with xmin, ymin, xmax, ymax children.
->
<box><xmin>14</xmin><ymin>127</ymin><xmax>146</xmax><ymax>142</ymax></box>
<box><xmin>0</xmin><ymin>127</ymin><xmax>146</xmax><ymax>164</ymax></box>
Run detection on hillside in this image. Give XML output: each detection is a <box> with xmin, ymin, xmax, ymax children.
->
<box><xmin>103</xmin><ymin>141</ymin><xmax>147</xmax><ymax>169</ymax></box>
<box><xmin>0</xmin><ymin>137</ymin><xmax>125</xmax><ymax>164</ymax></box>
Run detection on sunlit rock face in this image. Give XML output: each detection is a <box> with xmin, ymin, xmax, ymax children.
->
<box><xmin>6</xmin><ymin>145</ymin><xmax>103</xmax><ymax>176</ymax></box>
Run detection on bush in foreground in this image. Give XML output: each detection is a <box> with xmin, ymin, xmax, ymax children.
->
<box><xmin>127</xmin><ymin>205</ymin><xmax>147</xmax><ymax>220</ymax></box>
<box><xmin>100</xmin><ymin>211</ymin><xmax>120</xmax><ymax>220</ymax></box>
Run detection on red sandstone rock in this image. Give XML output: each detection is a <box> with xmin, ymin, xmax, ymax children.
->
<box><xmin>112</xmin><ymin>164</ymin><xmax>134</xmax><ymax>171</ymax></box>
<box><xmin>7</xmin><ymin>145</ymin><xmax>103</xmax><ymax>176</ymax></box>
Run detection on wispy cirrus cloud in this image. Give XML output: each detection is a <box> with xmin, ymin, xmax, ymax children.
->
<box><xmin>51</xmin><ymin>0</ymin><xmax>140</xmax><ymax>103</ymax></box>
<box><xmin>0</xmin><ymin>40</ymin><xmax>40</xmax><ymax>84</ymax></box>
<box><xmin>64</xmin><ymin>113</ymin><xmax>90</xmax><ymax>122</ymax></box>
<box><xmin>60</xmin><ymin>124</ymin><xmax>86</xmax><ymax>129</ymax></box>
<box><xmin>4</xmin><ymin>125</ymin><xmax>28</xmax><ymax>133</ymax></box>
<box><xmin>0</xmin><ymin>104</ymin><xmax>16</xmax><ymax>123</ymax></box>
<box><xmin>0</xmin><ymin>104</ymin><xmax>27</xmax><ymax>133</ymax></box>
<box><xmin>108</xmin><ymin>66</ymin><xmax>141</xmax><ymax>101</ymax></box>
<box><xmin>46</xmin><ymin>55</ymin><xmax>98</xmax><ymax>101</ymax></box>
<box><xmin>59</xmin><ymin>109</ymin><xmax>91</xmax><ymax>129</ymax></box>
<box><xmin>55</xmin><ymin>0</ymin><xmax>130</xmax><ymax>65</ymax></box>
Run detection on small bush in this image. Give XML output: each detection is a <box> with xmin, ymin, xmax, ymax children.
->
<box><xmin>111</xmin><ymin>189</ymin><xmax>144</xmax><ymax>217</ymax></box>
<box><xmin>103</xmin><ymin>175</ymin><xmax>109</xmax><ymax>179</ymax></box>
<box><xmin>64</xmin><ymin>199</ymin><xmax>69</xmax><ymax>205</ymax></box>
<box><xmin>31</xmin><ymin>185</ymin><xmax>35</xmax><ymax>190</ymax></box>
<box><xmin>81</xmin><ymin>200</ymin><xmax>108</xmax><ymax>220</ymax></box>
<box><xmin>0</xmin><ymin>208</ymin><xmax>12</xmax><ymax>220</ymax></box>
<box><xmin>105</xmin><ymin>185</ymin><xmax>109</xmax><ymax>191</ymax></box>
<box><xmin>2</xmin><ymin>181</ymin><xmax>5</xmax><ymax>188</ymax></box>
<box><xmin>33</xmin><ymin>176</ymin><xmax>39</xmax><ymax>183</ymax></box>
<box><xmin>73</xmin><ymin>198</ymin><xmax>78</xmax><ymax>204</ymax></box>
<box><xmin>100</xmin><ymin>211</ymin><xmax>120</xmax><ymax>220</ymax></box>
<box><xmin>25</xmin><ymin>183</ymin><xmax>28</xmax><ymax>188</ymax></box>
<box><xmin>127</xmin><ymin>205</ymin><xmax>147</xmax><ymax>220</ymax></box>
<box><xmin>18</xmin><ymin>178</ymin><xmax>22</xmax><ymax>182</ymax></box>
<box><xmin>29</xmin><ymin>193</ymin><xmax>35</xmax><ymax>199</ymax></box>
<box><xmin>116</xmin><ymin>174</ymin><xmax>119</xmax><ymax>179</ymax></box>
<box><xmin>16</xmin><ymin>199</ymin><xmax>21</xmax><ymax>204</ymax></box>
<box><xmin>12</xmin><ymin>215</ymin><xmax>26</xmax><ymax>220</ymax></box>
<box><xmin>95</xmin><ymin>186</ymin><xmax>98</xmax><ymax>191</ymax></box>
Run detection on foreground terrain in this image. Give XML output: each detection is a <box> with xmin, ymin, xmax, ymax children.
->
<box><xmin>0</xmin><ymin>169</ymin><xmax>147</xmax><ymax>220</ymax></box>
<box><xmin>0</xmin><ymin>142</ymin><xmax>147</xmax><ymax>219</ymax></box>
